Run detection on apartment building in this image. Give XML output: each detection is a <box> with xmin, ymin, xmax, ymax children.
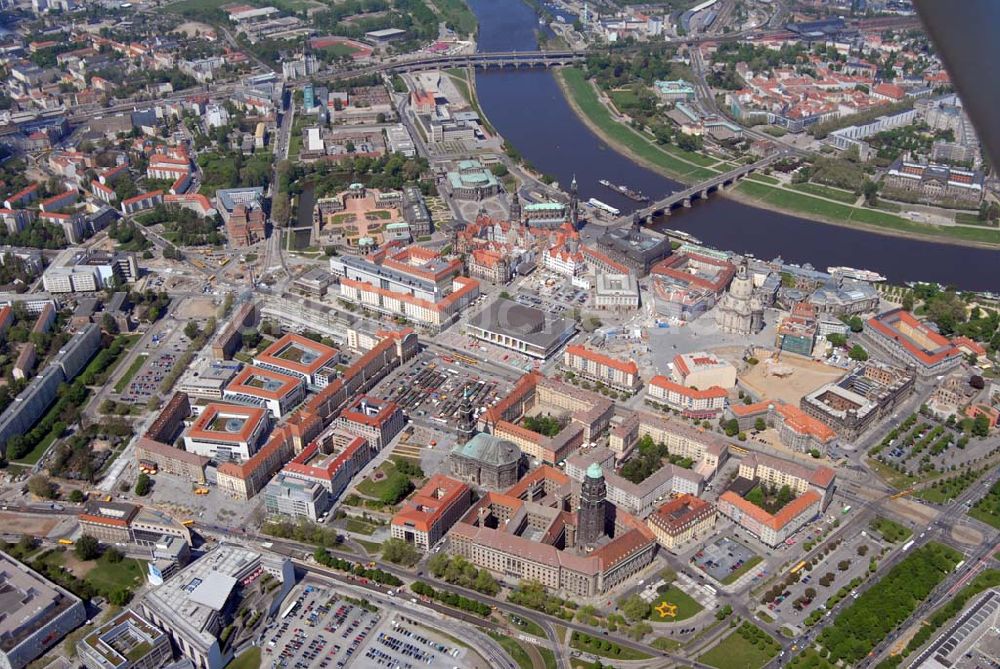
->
<box><xmin>334</xmin><ymin>395</ymin><xmax>404</xmax><ymax>450</ymax></box>
<box><xmin>390</xmin><ymin>474</ymin><xmax>472</xmax><ymax>551</ymax></box>
<box><xmin>563</xmin><ymin>344</ymin><xmax>641</xmax><ymax>393</ymax></box>
<box><xmin>647</xmin><ymin>375</ymin><xmax>728</xmax><ymax>419</ymax></box>
<box><xmin>647</xmin><ymin>494</ymin><xmax>717</xmax><ymax>552</ymax></box>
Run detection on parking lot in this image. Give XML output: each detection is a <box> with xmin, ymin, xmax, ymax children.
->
<box><xmin>264</xmin><ymin>582</ymin><xmax>470</xmax><ymax>669</ymax></box>
<box><xmin>117</xmin><ymin>327</ymin><xmax>189</xmax><ymax>404</ymax></box>
<box><xmin>381</xmin><ymin>351</ymin><xmax>513</xmax><ymax>429</ymax></box>
<box><xmin>765</xmin><ymin>531</ymin><xmax>882</xmax><ymax>628</ymax></box>
<box><xmin>691</xmin><ymin>537</ymin><xmax>760</xmax><ymax>583</ymax></box>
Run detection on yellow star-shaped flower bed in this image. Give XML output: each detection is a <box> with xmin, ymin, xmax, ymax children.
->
<box><xmin>655</xmin><ymin>601</ymin><xmax>678</xmax><ymax>619</ymax></box>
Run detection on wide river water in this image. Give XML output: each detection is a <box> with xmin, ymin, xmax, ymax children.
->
<box><xmin>467</xmin><ymin>0</ymin><xmax>1000</xmax><ymax>291</ymax></box>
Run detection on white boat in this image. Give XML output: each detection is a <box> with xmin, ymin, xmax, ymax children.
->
<box><xmin>587</xmin><ymin>197</ymin><xmax>620</xmax><ymax>216</ymax></box>
<box><xmin>827</xmin><ymin>266</ymin><xmax>887</xmax><ymax>283</ymax></box>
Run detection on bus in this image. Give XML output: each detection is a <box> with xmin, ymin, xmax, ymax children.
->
<box><xmin>901</xmin><ymin>539</ymin><xmax>915</xmax><ymax>552</ymax></box>
<box><xmin>790</xmin><ymin>561</ymin><xmax>807</xmax><ymax>575</ymax></box>
<box><xmin>182</xmin><ymin>519</ymin><xmax>195</xmax><ymax>527</ymax></box>
<box><xmin>57</xmin><ymin>539</ymin><xmax>74</xmax><ymax>545</ymax></box>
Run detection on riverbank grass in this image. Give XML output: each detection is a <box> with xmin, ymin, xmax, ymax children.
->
<box><xmin>558</xmin><ymin>67</ymin><xmax>719</xmax><ymax>181</ymax></box>
<box><xmin>734</xmin><ymin>181</ymin><xmax>1000</xmax><ymax>245</ymax></box>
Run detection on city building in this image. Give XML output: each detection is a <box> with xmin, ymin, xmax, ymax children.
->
<box><xmin>467</xmin><ymin>249</ymin><xmax>512</xmax><ymax>285</ymax></box>
<box><xmin>223</xmin><ymin>366</ymin><xmax>304</xmax><ymax>419</ymax></box>
<box><xmin>910</xmin><ymin>588</ymin><xmax>1000</xmax><ymax>669</ymax></box>
<box><xmin>225</xmin><ymin>204</ymin><xmax>265</xmax><ymax>248</ymax></box>
<box><xmin>212</xmin><ymin>301</ymin><xmax>257</xmax><ymax>360</ymax></box>
<box><xmin>135</xmin><ymin>438</ymin><xmax>209</xmax><ymax>484</ymax></box>
<box><xmin>77</xmin><ymin>611</ymin><xmax>172</xmax><ymax>669</ymax></box>
<box><xmin>334</xmin><ymin>395</ymin><xmax>404</xmax><ymax>450</ymax></box>
<box><xmin>654</xmin><ymin>80</ymin><xmax>696</xmax><ymax>103</ymax></box>
<box><xmin>800</xmin><ymin>362</ymin><xmax>915</xmax><ymax>440</ymax></box>
<box><xmin>140</xmin><ymin>546</ymin><xmax>294</xmax><ymax>669</ymax></box>
<box><xmin>0</xmin><ymin>324</ymin><xmax>100</xmax><ymax>454</ymax></box>
<box><xmin>331</xmin><ymin>246</ymin><xmax>479</xmax><ymax>329</ymax></box>
<box><xmin>0</xmin><ymin>551</ymin><xmax>86</xmax><ymax>669</ymax></box>
<box><xmin>178</xmin><ymin>361</ymin><xmax>242</xmax><ymax>400</ymax></box>
<box><xmin>607</xmin><ymin>410</ymin><xmax>729</xmax><ymax>476</ymax></box>
<box><xmin>183</xmin><ymin>403</ymin><xmax>271</xmax><ymax>461</ymax></box>
<box><xmin>651</xmin><ymin>250</ymin><xmax>735</xmax><ymax>321</ymax></box>
<box><xmin>596</xmin><ymin>223</ymin><xmax>671</xmax><ymax>276</ymax></box>
<box><xmin>729</xmin><ymin>400</ymin><xmax>837</xmax><ymax>454</ymax></box>
<box><xmin>42</xmin><ymin>249</ymin><xmax>139</xmax><ymax>294</ymax></box>
<box><xmin>883</xmin><ymin>159</ymin><xmax>984</xmax><ymax>206</ymax></box>
<box><xmin>215</xmin><ymin>187</ymin><xmax>264</xmax><ymax>224</ymax></box>
<box><xmin>466</xmin><ymin>300</ymin><xmax>576</xmax><ymax>360</ymax></box>
<box><xmin>565</xmin><ymin>446</ymin><xmax>703</xmax><ymax>518</ymax></box>
<box><xmin>717</xmin><ymin>487</ymin><xmax>821</xmax><ymax>548</ymax></box>
<box><xmin>647</xmin><ymin>376</ymin><xmax>727</xmax><ymax>419</ymax></box>
<box><xmin>449</xmin><ymin>432</ymin><xmax>522</xmax><ymax>490</ymax></box>
<box><xmin>776</xmin><ymin>303</ymin><xmax>818</xmax><ymax>356</ymax></box>
<box><xmin>77</xmin><ymin>500</ymin><xmax>193</xmax><ymax>547</ymax></box>
<box><xmin>483</xmin><ymin>373</ymin><xmax>613</xmax><ymax>465</ymax></box>
<box><xmin>390</xmin><ymin>474</ymin><xmax>472</xmax><ymax>551</ymax></box>
<box><xmin>266</xmin><ymin>434</ymin><xmax>372</xmax><ymax>520</ymax></box>
<box><xmin>448</xmin><ymin>466</ymin><xmax>658</xmax><ymax>596</ymax></box>
<box><xmin>671</xmin><ymin>351</ymin><xmax>736</xmax><ymax>390</ymax></box>
<box><xmin>445</xmin><ymin>160</ymin><xmax>500</xmax><ymax>200</ymax></box>
<box><xmin>807</xmin><ymin>277</ymin><xmax>880</xmax><ymax>317</ymax></box>
<box><xmin>864</xmin><ymin>309</ymin><xmax>963</xmax><ymax>377</ymax></box>
<box><xmin>646</xmin><ymin>494</ymin><xmax>717</xmax><ymax>552</ymax></box>
<box><xmin>252</xmin><ymin>333</ymin><xmax>339</xmax><ymax>389</ymax></box>
<box><xmin>121</xmin><ymin>190</ymin><xmax>163</xmax><ymax>216</ymax></box>
<box><xmin>563</xmin><ymin>344</ymin><xmax>641</xmax><ymax>394</ymax></box>
<box><xmin>594</xmin><ymin>272</ymin><xmax>640</xmax><ymax>312</ymax></box>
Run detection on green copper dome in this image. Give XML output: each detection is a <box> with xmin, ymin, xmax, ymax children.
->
<box><xmin>586</xmin><ymin>463</ymin><xmax>603</xmax><ymax>479</ymax></box>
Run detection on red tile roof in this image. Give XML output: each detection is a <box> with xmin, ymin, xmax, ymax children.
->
<box><xmin>391</xmin><ymin>474</ymin><xmax>470</xmax><ymax>534</ymax></box>
<box><xmin>720</xmin><ymin>489</ymin><xmax>821</xmax><ymax>531</ymax></box>
<box><xmin>565</xmin><ymin>344</ymin><xmax>638</xmax><ymax>376</ymax></box>
<box><xmin>649</xmin><ymin>375</ymin><xmax>728</xmax><ymax>400</ymax></box>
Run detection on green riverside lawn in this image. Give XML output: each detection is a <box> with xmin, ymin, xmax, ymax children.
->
<box><xmin>559</xmin><ymin>68</ymin><xmax>719</xmax><ymax>181</ymax></box>
<box><xmin>735</xmin><ymin>181</ymin><xmax>1000</xmax><ymax>245</ymax></box>
<box><xmin>559</xmin><ymin>67</ymin><xmax>1000</xmax><ymax>247</ymax></box>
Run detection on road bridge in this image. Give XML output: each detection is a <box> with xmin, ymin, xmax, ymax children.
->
<box><xmin>385</xmin><ymin>49</ymin><xmax>586</xmax><ymax>72</ymax></box>
<box><xmin>614</xmin><ymin>152</ymin><xmax>783</xmax><ymax>225</ymax></box>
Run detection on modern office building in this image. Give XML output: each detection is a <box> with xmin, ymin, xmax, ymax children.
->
<box><xmin>183</xmin><ymin>403</ymin><xmax>270</xmax><ymax>461</ymax></box>
<box><xmin>265</xmin><ymin>434</ymin><xmax>372</xmax><ymax>520</ymax></box>
<box><xmin>77</xmin><ymin>611</ymin><xmax>172</xmax><ymax>669</ymax></box>
<box><xmin>140</xmin><ymin>546</ymin><xmax>294</xmax><ymax>669</ymax></box>
<box><xmin>671</xmin><ymin>351</ymin><xmax>737</xmax><ymax>390</ymax></box>
<box><xmin>466</xmin><ymin>300</ymin><xmax>576</xmax><ymax>360</ymax></box>
<box><xmin>334</xmin><ymin>395</ymin><xmax>404</xmax><ymax>450</ymax></box>
<box><xmin>390</xmin><ymin>474</ymin><xmax>472</xmax><ymax>551</ymax></box>
<box><xmin>223</xmin><ymin>366</ymin><xmax>304</xmax><ymax>419</ymax></box>
<box><xmin>0</xmin><ymin>551</ymin><xmax>86</xmax><ymax>669</ymax></box>
<box><xmin>647</xmin><ymin>376</ymin><xmax>728</xmax><ymax>418</ymax></box>
<box><xmin>252</xmin><ymin>333</ymin><xmax>339</xmax><ymax>389</ymax></box>
<box><xmin>563</xmin><ymin>344</ymin><xmax>641</xmax><ymax>393</ymax></box>
<box><xmin>42</xmin><ymin>249</ymin><xmax>139</xmax><ymax>294</ymax></box>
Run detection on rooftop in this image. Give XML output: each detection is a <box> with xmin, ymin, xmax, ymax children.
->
<box><xmin>254</xmin><ymin>333</ymin><xmax>339</xmax><ymax>377</ymax></box>
<box><xmin>391</xmin><ymin>474</ymin><xmax>470</xmax><ymax>533</ymax></box>
<box><xmin>186</xmin><ymin>403</ymin><xmax>268</xmax><ymax>445</ymax></box>
<box><xmin>468</xmin><ymin>300</ymin><xmax>576</xmax><ymax>351</ymax></box>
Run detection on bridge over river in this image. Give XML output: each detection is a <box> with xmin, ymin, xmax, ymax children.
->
<box><xmin>611</xmin><ymin>153</ymin><xmax>784</xmax><ymax>225</ymax></box>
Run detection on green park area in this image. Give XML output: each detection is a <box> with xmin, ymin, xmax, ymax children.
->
<box><xmin>734</xmin><ymin>180</ymin><xmax>1000</xmax><ymax>245</ymax></box>
<box><xmin>226</xmin><ymin>648</ymin><xmax>261</xmax><ymax>669</ymax></box>
<box><xmin>969</xmin><ymin>480</ymin><xmax>1000</xmax><ymax>528</ymax></box>
<box><xmin>558</xmin><ymin>68</ymin><xmax>719</xmax><ymax>181</ymax></box>
<box><xmin>569</xmin><ymin>631</ymin><xmax>651</xmax><ymax>660</ymax></box>
<box><xmin>869</xmin><ymin>516</ymin><xmax>912</xmax><ymax>543</ymax></box>
<box><xmin>788</xmin><ymin>182</ymin><xmax>858</xmax><ymax>204</ymax></box>
<box><xmin>648</xmin><ymin>585</ymin><xmax>703</xmax><ymax>622</ymax></box>
<box><xmin>698</xmin><ymin>622</ymin><xmax>781</xmax><ymax>669</ymax></box>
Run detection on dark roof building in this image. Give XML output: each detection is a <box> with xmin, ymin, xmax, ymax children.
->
<box><xmin>466</xmin><ymin>300</ymin><xmax>576</xmax><ymax>360</ymax></box>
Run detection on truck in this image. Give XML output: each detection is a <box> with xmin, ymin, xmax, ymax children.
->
<box><xmin>901</xmin><ymin>539</ymin><xmax>915</xmax><ymax>552</ymax></box>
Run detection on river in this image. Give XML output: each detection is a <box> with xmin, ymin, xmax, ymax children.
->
<box><xmin>466</xmin><ymin>0</ymin><xmax>1000</xmax><ymax>291</ymax></box>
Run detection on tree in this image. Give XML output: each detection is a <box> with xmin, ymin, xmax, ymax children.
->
<box><xmin>826</xmin><ymin>333</ymin><xmax>847</xmax><ymax>347</ymax></box>
<box><xmin>380</xmin><ymin>538</ymin><xmax>419</xmax><ymax>566</ymax></box>
<box><xmin>847</xmin><ymin>316</ymin><xmax>864</xmax><ymax>332</ymax></box>
<box><xmin>75</xmin><ymin>534</ymin><xmax>100</xmax><ymax>561</ymax></box>
<box><xmin>972</xmin><ymin>414</ymin><xmax>990</xmax><ymax>437</ymax></box>
<box><xmin>101</xmin><ymin>312</ymin><xmax>119</xmax><ymax>335</ymax></box>
<box><xmin>183</xmin><ymin>322</ymin><xmax>201</xmax><ymax>340</ymax></box>
<box><xmin>723</xmin><ymin>419</ymin><xmax>740</xmax><ymax>437</ymax></box>
<box><xmin>754</xmin><ymin>417</ymin><xmax>767</xmax><ymax>432</ymax></box>
<box><xmin>838</xmin><ymin>560</ymin><xmax>850</xmax><ymax>571</ymax></box>
<box><xmin>134</xmin><ymin>473</ymin><xmax>152</xmax><ymax>496</ymax></box>
<box><xmin>970</xmin><ymin>375</ymin><xmax>985</xmax><ymax>390</ymax></box>
<box><xmin>619</xmin><ymin>595</ymin><xmax>651</xmax><ymax>622</ymax></box>
<box><xmin>848</xmin><ymin>344</ymin><xmax>869</xmax><ymax>361</ymax></box>
<box><xmin>69</xmin><ymin>489</ymin><xmax>85</xmax><ymax>503</ymax></box>
<box><xmin>862</xmin><ymin>179</ymin><xmax>879</xmax><ymax>206</ymax></box>
<box><xmin>473</xmin><ymin>569</ymin><xmax>499</xmax><ymax>596</ymax></box>
<box><xmin>27</xmin><ymin>475</ymin><xmax>56</xmax><ymax>499</ymax></box>
<box><xmin>108</xmin><ymin>588</ymin><xmax>132</xmax><ymax>606</ymax></box>
<box><xmin>902</xmin><ymin>292</ymin><xmax>915</xmax><ymax>311</ymax></box>
<box><xmin>104</xmin><ymin>547</ymin><xmax>124</xmax><ymax>563</ymax></box>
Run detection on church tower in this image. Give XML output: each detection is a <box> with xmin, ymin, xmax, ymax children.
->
<box><xmin>577</xmin><ymin>463</ymin><xmax>606</xmax><ymax>546</ymax></box>
<box><xmin>509</xmin><ymin>193</ymin><xmax>521</xmax><ymax>225</ymax></box>
<box><xmin>456</xmin><ymin>386</ymin><xmax>476</xmax><ymax>442</ymax></box>
<box><xmin>568</xmin><ymin>175</ymin><xmax>579</xmax><ymax>229</ymax></box>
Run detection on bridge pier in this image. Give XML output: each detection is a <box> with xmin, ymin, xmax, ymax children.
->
<box><xmin>683</xmin><ymin>198</ymin><xmax>691</xmax><ymax>208</ymax></box>
<box><xmin>700</xmin><ymin>189</ymin><xmax>708</xmax><ymax>199</ymax></box>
